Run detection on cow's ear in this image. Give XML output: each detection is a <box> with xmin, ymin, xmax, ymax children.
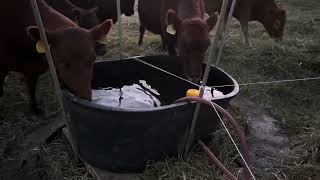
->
<box><xmin>26</xmin><ymin>26</ymin><xmax>55</xmax><ymax>42</ymax></box>
<box><xmin>206</xmin><ymin>12</ymin><xmax>218</xmax><ymax>31</ymax></box>
<box><xmin>166</xmin><ymin>9</ymin><xmax>181</xmax><ymax>35</ymax></box>
<box><xmin>90</xmin><ymin>19</ymin><xmax>113</xmax><ymax>40</ymax></box>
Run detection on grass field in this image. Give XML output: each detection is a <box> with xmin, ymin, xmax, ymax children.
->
<box><xmin>1</xmin><ymin>0</ymin><xmax>320</xmax><ymax>179</ymax></box>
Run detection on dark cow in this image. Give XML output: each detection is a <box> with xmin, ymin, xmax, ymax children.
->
<box><xmin>46</xmin><ymin>0</ymin><xmax>99</xmax><ymax>29</ymax></box>
<box><xmin>138</xmin><ymin>0</ymin><xmax>218</xmax><ymax>82</ymax></box>
<box><xmin>45</xmin><ymin>0</ymin><xmax>107</xmax><ymax>55</ymax></box>
<box><xmin>69</xmin><ymin>0</ymin><xmax>136</xmax><ymax>23</ymax></box>
<box><xmin>205</xmin><ymin>0</ymin><xmax>286</xmax><ymax>45</ymax></box>
<box><xmin>0</xmin><ymin>0</ymin><xmax>112</xmax><ymax>114</ymax></box>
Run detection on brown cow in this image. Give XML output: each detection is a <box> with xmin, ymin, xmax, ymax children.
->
<box><xmin>138</xmin><ymin>0</ymin><xmax>218</xmax><ymax>82</ymax></box>
<box><xmin>46</xmin><ymin>0</ymin><xmax>99</xmax><ymax>29</ymax></box>
<box><xmin>45</xmin><ymin>0</ymin><xmax>107</xmax><ymax>55</ymax></box>
<box><xmin>205</xmin><ymin>0</ymin><xmax>286</xmax><ymax>45</ymax></box>
<box><xmin>69</xmin><ymin>0</ymin><xmax>136</xmax><ymax>23</ymax></box>
<box><xmin>0</xmin><ymin>0</ymin><xmax>112</xmax><ymax>114</ymax></box>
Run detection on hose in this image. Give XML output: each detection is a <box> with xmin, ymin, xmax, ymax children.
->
<box><xmin>198</xmin><ymin>140</ymin><xmax>237</xmax><ymax>180</ymax></box>
<box><xmin>175</xmin><ymin>97</ymin><xmax>251</xmax><ymax>180</ymax></box>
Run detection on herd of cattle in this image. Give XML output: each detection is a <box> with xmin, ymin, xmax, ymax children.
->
<box><xmin>0</xmin><ymin>0</ymin><xmax>286</xmax><ymax>114</ymax></box>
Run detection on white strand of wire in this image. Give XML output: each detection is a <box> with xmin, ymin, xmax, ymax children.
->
<box><xmin>209</xmin><ymin>100</ymin><xmax>256</xmax><ymax>180</ymax></box>
<box><xmin>122</xmin><ymin>53</ymin><xmax>320</xmax><ymax>88</ymax></box>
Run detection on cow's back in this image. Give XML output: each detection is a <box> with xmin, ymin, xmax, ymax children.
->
<box><xmin>205</xmin><ymin>0</ymin><xmax>260</xmax><ymax>21</ymax></box>
<box><xmin>69</xmin><ymin>0</ymin><xmax>133</xmax><ymax>23</ymax></box>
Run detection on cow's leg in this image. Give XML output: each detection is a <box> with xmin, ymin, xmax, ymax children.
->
<box><xmin>160</xmin><ymin>33</ymin><xmax>167</xmax><ymax>50</ymax></box>
<box><xmin>138</xmin><ymin>23</ymin><xmax>145</xmax><ymax>46</ymax></box>
<box><xmin>163</xmin><ymin>33</ymin><xmax>176</xmax><ymax>55</ymax></box>
<box><xmin>166</xmin><ymin>40</ymin><xmax>176</xmax><ymax>55</ymax></box>
<box><xmin>24</xmin><ymin>74</ymin><xmax>41</xmax><ymax>115</ymax></box>
<box><xmin>240</xmin><ymin>22</ymin><xmax>249</xmax><ymax>45</ymax></box>
<box><xmin>0</xmin><ymin>71</ymin><xmax>8</xmax><ymax>97</ymax></box>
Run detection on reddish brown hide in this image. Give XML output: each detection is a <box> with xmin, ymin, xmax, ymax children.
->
<box><xmin>138</xmin><ymin>0</ymin><xmax>218</xmax><ymax>82</ymax></box>
<box><xmin>0</xmin><ymin>0</ymin><xmax>112</xmax><ymax>114</ymax></box>
<box><xmin>45</xmin><ymin>0</ymin><xmax>107</xmax><ymax>55</ymax></box>
<box><xmin>205</xmin><ymin>0</ymin><xmax>286</xmax><ymax>45</ymax></box>
<box><xmin>69</xmin><ymin>0</ymin><xmax>136</xmax><ymax>23</ymax></box>
<box><xmin>46</xmin><ymin>0</ymin><xmax>99</xmax><ymax>29</ymax></box>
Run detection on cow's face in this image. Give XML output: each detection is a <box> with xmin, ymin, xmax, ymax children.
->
<box><xmin>263</xmin><ymin>4</ymin><xmax>286</xmax><ymax>40</ymax></box>
<box><xmin>27</xmin><ymin>19</ymin><xmax>112</xmax><ymax>100</ymax></box>
<box><xmin>72</xmin><ymin>7</ymin><xmax>99</xmax><ymax>29</ymax></box>
<box><xmin>121</xmin><ymin>0</ymin><xmax>135</xmax><ymax>16</ymax></box>
<box><xmin>166</xmin><ymin>10</ymin><xmax>218</xmax><ymax>82</ymax></box>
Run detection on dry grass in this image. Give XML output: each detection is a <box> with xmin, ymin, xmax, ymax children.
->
<box><xmin>1</xmin><ymin>0</ymin><xmax>320</xmax><ymax>179</ymax></box>
<box><xmin>37</xmin><ymin>133</ymin><xmax>94</xmax><ymax>180</ymax></box>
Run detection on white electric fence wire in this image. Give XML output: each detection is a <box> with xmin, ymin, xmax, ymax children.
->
<box><xmin>122</xmin><ymin>53</ymin><xmax>320</xmax><ymax>88</ymax></box>
<box><xmin>209</xmin><ymin>100</ymin><xmax>256</xmax><ymax>180</ymax></box>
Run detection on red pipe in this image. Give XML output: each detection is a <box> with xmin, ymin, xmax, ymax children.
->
<box><xmin>198</xmin><ymin>140</ymin><xmax>238</xmax><ymax>180</ymax></box>
<box><xmin>175</xmin><ymin>97</ymin><xmax>251</xmax><ymax>180</ymax></box>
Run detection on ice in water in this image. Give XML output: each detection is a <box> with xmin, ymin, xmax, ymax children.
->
<box><xmin>91</xmin><ymin>80</ymin><xmax>162</xmax><ymax>108</ymax></box>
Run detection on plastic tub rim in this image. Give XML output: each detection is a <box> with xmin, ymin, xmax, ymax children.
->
<box><xmin>63</xmin><ymin>55</ymin><xmax>239</xmax><ymax>112</ymax></box>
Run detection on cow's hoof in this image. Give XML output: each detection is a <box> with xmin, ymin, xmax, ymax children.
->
<box><xmin>96</xmin><ymin>48</ymin><xmax>106</xmax><ymax>56</ymax></box>
<box><xmin>26</xmin><ymin>114</ymin><xmax>41</xmax><ymax>121</ymax></box>
<box><xmin>138</xmin><ymin>41</ymin><xmax>143</xmax><ymax>47</ymax></box>
<box><xmin>25</xmin><ymin>105</ymin><xmax>44</xmax><ymax>118</ymax></box>
<box><xmin>95</xmin><ymin>47</ymin><xmax>106</xmax><ymax>56</ymax></box>
<box><xmin>26</xmin><ymin>111</ymin><xmax>45</xmax><ymax>121</ymax></box>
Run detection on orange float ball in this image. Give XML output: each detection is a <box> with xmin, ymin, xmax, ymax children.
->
<box><xmin>186</xmin><ymin>89</ymin><xmax>200</xmax><ymax>97</ymax></box>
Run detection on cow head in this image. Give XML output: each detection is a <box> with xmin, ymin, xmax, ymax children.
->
<box><xmin>121</xmin><ymin>0</ymin><xmax>135</xmax><ymax>16</ymax></box>
<box><xmin>263</xmin><ymin>2</ymin><xmax>286</xmax><ymax>40</ymax></box>
<box><xmin>166</xmin><ymin>10</ymin><xmax>218</xmax><ymax>82</ymax></box>
<box><xmin>27</xmin><ymin>19</ymin><xmax>113</xmax><ymax>100</ymax></box>
<box><xmin>72</xmin><ymin>7</ymin><xmax>99</xmax><ymax>29</ymax></box>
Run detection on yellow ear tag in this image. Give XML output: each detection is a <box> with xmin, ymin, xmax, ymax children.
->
<box><xmin>204</xmin><ymin>13</ymin><xmax>210</xmax><ymax>21</ymax></box>
<box><xmin>166</xmin><ymin>24</ymin><xmax>176</xmax><ymax>35</ymax></box>
<box><xmin>186</xmin><ymin>89</ymin><xmax>200</xmax><ymax>97</ymax></box>
<box><xmin>36</xmin><ymin>41</ymin><xmax>46</xmax><ymax>54</ymax></box>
